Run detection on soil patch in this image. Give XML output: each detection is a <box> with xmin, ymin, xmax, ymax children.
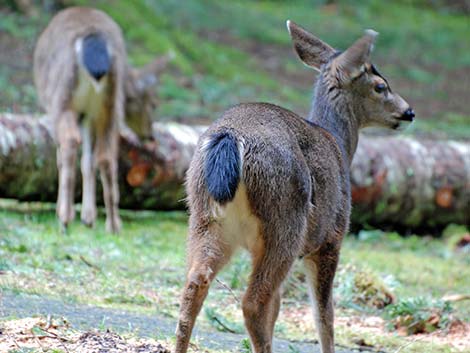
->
<box><xmin>0</xmin><ymin>317</ymin><xmax>171</xmax><ymax>353</ymax></box>
<box><xmin>0</xmin><ymin>292</ymin><xmax>356</xmax><ymax>353</ymax></box>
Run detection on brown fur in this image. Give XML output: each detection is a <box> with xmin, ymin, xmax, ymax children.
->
<box><xmin>33</xmin><ymin>7</ymin><xmax>170</xmax><ymax>233</ymax></box>
<box><xmin>175</xmin><ymin>21</ymin><xmax>414</xmax><ymax>353</ymax></box>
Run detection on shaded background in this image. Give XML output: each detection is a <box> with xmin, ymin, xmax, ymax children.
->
<box><xmin>1</xmin><ymin>0</ymin><xmax>469</xmax><ymax>139</ymax></box>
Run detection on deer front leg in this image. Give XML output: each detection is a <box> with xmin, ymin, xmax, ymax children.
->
<box><xmin>56</xmin><ymin>111</ymin><xmax>80</xmax><ymax>231</ymax></box>
<box><xmin>96</xmin><ymin>134</ymin><xmax>121</xmax><ymax>233</ymax></box>
<box><xmin>303</xmin><ymin>242</ymin><xmax>340</xmax><ymax>353</ymax></box>
<box><xmin>80</xmin><ymin>126</ymin><xmax>97</xmax><ymax>227</ymax></box>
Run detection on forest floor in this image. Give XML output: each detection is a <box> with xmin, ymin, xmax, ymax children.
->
<box><xmin>1</xmin><ymin>292</ymin><xmax>357</xmax><ymax>353</ymax></box>
<box><xmin>1</xmin><ymin>203</ymin><xmax>469</xmax><ymax>353</ymax></box>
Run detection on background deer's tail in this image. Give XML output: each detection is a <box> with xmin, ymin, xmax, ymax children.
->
<box><xmin>203</xmin><ymin>132</ymin><xmax>241</xmax><ymax>204</ymax></box>
<box><xmin>80</xmin><ymin>33</ymin><xmax>110</xmax><ymax>81</ymax></box>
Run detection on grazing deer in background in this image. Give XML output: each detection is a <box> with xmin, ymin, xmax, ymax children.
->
<box><xmin>34</xmin><ymin>7</ymin><xmax>170</xmax><ymax>233</ymax></box>
<box><xmin>175</xmin><ymin>21</ymin><xmax>414</xmax><ymax>353</ymax></box>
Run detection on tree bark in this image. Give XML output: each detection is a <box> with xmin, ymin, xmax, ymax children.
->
<box><xmin>350</xmin><ymin>136</ymin><xmax>469</xmax><ymax>233</ymax></box>
<box><xmin>0</xmin><ymin>113</ymin><xmax>468</xmax><ymax>232</ymax></box>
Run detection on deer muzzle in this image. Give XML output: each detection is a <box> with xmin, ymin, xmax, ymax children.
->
<box><xmin>399</xmin><ymin>108</ymin><xmax>415</xmax><ymax>122</ymax></box>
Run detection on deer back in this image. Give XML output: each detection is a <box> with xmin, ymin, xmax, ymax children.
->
<box><xmin>187</xmin><ymin>102</ymin><xmax>348</xmax><ymax>250</ymax></box>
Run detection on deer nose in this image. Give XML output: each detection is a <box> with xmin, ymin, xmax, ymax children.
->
<box><xmin>400</xmin><ymin>108</ymin><xmax>415</xmax><ymax>122</ymax></box>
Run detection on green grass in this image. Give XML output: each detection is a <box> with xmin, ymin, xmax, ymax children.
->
<box><xmin>88</xmin><ymin>0</ymin><xmax>470</xmax><ymax>129</ymax></box>
<box><xmin>0</xmin><ymin>204</ymin><xmax>188</xmax><ymax>314</ymax></box>
<box><xmin>343</xmin><ymin>230</ymin><xmax>470</xmax><ymax>304</ymax></box>
<box><xmin>2</xmin><ymin>0</ymin><xmax>468</xmax><ymax>135</ymax></box>
<box><xmin>1</xmin><ymin>201</ymin><xmax>468</xmax><ymax>352</ymax></box>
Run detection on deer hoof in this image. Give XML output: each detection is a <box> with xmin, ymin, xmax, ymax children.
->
<box><xmin>106</xmin><ymin>216</ymin><xmax>122</xmax><ymax>234</ymax></box>
<box><xmin>81</xmin><ymin>217</ymin><xmax>95</xmax><ymax>228</ymax></box>
<box><xmin>81</xmin><ymin>209</ymin><xmax>96</xmax><ymax>228</ymax></box>
<box><xmin>59</xmin><ymin>221</ymin><xmax>69</xmax><ymax>235</ymax></box>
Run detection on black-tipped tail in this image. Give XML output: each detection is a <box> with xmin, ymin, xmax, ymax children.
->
<box><xmin>82</xmin><ymin>33</ymin><xmax>110</xmax><ymax>81</ymax></box>
<box><xmin>204</xmin><ymin>132</ymin><xmax>241</xmax><ymax>204</ymax></box>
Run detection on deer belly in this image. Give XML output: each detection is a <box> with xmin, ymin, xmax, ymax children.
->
<box><xmin>216</xmin><ymin>183</ymin><xmax>263</xmax><ymax>252</ymax></box>
<box><xmin>72</xmin><ymin>67</ymin><xmax>109</xmax><ymax>126</ymax></box>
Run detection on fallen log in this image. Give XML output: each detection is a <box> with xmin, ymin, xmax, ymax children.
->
<box><xmin>0</xmin><ymin>113</ymin><xmax>468</xmax><ymax>232</ymax></box>
<box><xmin>350</xmin><ymin>136</ymin><xmax>469</xmax><ymax>232</ymax></box>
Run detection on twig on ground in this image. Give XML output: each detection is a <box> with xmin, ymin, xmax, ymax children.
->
<box><xmin>297</xmin><ymin>339</ymin><xmax>385</xmax><ymax>353</ymax></box>
<box><xmin>335</xmin><ymin>342</ymin><xmax>386</xmax><ymax>353</ymax></box>
<box><xmin>31</xmin><ymin>324</ymin><xmax>70</xmax><ymax>353</ymax></box>
<box><xmin>33</xmin><ymin>325</ymin><xmax>72</xmax><ymax>353</ymax></box>
<box><xmin>34</xmin><ymin>326</ymin><xmax>71</xmax><ymax>342</ymax></box>
<box><xmin>215</xmin><ymin>278</ymin><xmax>240</xmax><ymax>304</ymax></box>
<box><xmin>8</xmin><ymin>334</ymin><xmax>22</xmax><ymax>349</ymax></box>
<box><xmin>211</xmin><ymin>316</ymin><xmax>238</xmax><ymax>334</ymax></box>
<box><xmin>52</xmin><ymin>331</ymin><xmax>71</xmax><ymax>353</ymax></box>
<box><xmin>58</xmin><ymin>338</ymin><xmax>71</xmax><ymax>353</ymax></box>
<box><xmin>79</xmin><ymin>255</ymin><xmax>102</xmax><ymax>273</ymax></box>
<box><xmin>44</xmin><ymin>314</ymin><xmax>52</xmax><ymax>330</ymax></box>
<box><xmin>393</xmin><ymin>329</ymin><xmax>442</xmax><ymax>353</ymax></box>
<box><xmin>33</xmin><ymin>333</ymin><xmax>46</xmax><ymax>352</ymax></box>
<box><xmin>442</xmin><ymin>294</ymin><xmax>470</xmax><ymax>302</ymax></box>
<box><xmin>188</xmin><ymin>342</ymin><xmax>200</xmax><ymax>351</ymax></box>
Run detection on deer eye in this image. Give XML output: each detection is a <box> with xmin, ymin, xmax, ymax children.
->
<box><xmin>374</xmin><ymin>83</ymin><xmax>387</xmax><ymax>94</ymax></box>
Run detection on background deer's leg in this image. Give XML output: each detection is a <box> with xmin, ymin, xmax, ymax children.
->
<box><xmin>80</xmin><ymin>125</ymin><xmax>97</xmax><ymax>227</ymax></box>
<box><xmin>96</xmin><ymin>133</ymin><xmax>121</xmax><ymax>233</ymax></box>
<box><xmin>303</xmin><ymin>242</ymin><xmax>340</xmax><ymax>353</ymax></box>
<box><xmin>175</xmin><ymin>224</ymin><xmax>233</xmax><ymax>353</ymax></box>
<box><xmin>56</xmin><ymin>110</ymin><xmax>80</xmax><ymax>231</ymax></box>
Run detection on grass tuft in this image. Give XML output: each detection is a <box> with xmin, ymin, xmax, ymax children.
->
<box><xmin>336</xmin><ymin>264</ymin><xmax>396</xmax><ymax>311</ymax></box>
<box><xmin>386</xmin><ymin>297</ymin><xmax>454</xmax><ymax>335</ymax></box>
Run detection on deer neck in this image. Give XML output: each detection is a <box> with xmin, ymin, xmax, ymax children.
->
<box><xmin>309</xmin><ymin>92</ymin><xmax>359</xmax><ymax>165</ymax></box>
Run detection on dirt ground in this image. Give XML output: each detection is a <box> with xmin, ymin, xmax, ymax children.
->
<box><xmin>2</xmin><ymin>292</ymin><xmax>470</xmax><ymax>353</ymax></box>
<box><xmin>284</xmin><ymin>305</ymin><xmax>470</xmax><ymax>352</ymax></box>
<box><xmin>0</xmin><ymin>317</ymin><xmax>172</xmax><ymax>353</ymax></box>
<box><xmin>0</xmin><ymin>292</ymin><xmax>357</xmax><ymax>353</ymax></box>
<box><xmin>2</xmin><ymin>313</ymin><xmax>470</xmax><ymax>353</ymax></box>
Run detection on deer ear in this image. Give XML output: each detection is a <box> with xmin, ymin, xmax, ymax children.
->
<box><xmin>333</xmin><ymin>29</ymin><xmax>378</xmax><ymax>83</ymax></box>
<box><xmin>287</xmin><ymin>20</ymin><xmax>335</xmax><ymax>71</ymax></box>
<box><xmin>135</xmin><ymin>52</ymin><xmax>174</xmax><ymax>92</ymax></box>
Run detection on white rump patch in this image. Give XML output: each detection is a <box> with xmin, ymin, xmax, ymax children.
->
<box><xmin>211</xmin><ymin>183</ymin><xmax>261</xmax><ymax>252</ymax></box>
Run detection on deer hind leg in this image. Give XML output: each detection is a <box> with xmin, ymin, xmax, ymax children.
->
<box><xmin>303</xmin><ymin>242</ymin><xmax>340</xmax><ymax>353</ymax></box>
<box><xmin>242</xmin><ymin>256</ymin><xmax>293</xmax><ymax>353</ymax></box>
<box><xmin>80</xmin><ymin>126</ymin><xmax>97</xmax><ymax>227</ymax></box>
<box><xmin>242</xmin><ymin>223</ymin><xmax>303</xmax><ymax>353</ymax></box>
<box><xmin>96</xmin><ymin>134</ymin><xmax>121</xmax><ymax>233</ymax></box>
<box><xmin>267</xmin><ymin>287</ymin><xmax>281</xmax><ymax>340</ymax></box>
<box><xmin>56</xmin><ymin>110</ymin><xmax>80</xmax><ymax>231</ymax></box>
<box><xmin>175</xmin><ymin>225</ymin><xmax>233</xmax><ymax>353</ymax></box>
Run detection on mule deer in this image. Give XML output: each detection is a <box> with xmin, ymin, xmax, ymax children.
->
<box><xmin>34</xmin><ymin>7</ymin><xmax>170</xmax><ymax>233</ymax></box>
<box><xmin>175</xmin><ymin>21</ymin><xmax>414</xmax><ymax>353</ymax></box>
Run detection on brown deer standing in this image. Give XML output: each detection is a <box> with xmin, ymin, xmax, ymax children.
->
<box><xmin>34</xmin><ymin>7</ymin><xmax>170</xmax><ymax>233</ymax></box>
<box><xmin>175</xmin><ymin>21</ymin><xmax>414</xmax><ymax>353</ymax></box>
